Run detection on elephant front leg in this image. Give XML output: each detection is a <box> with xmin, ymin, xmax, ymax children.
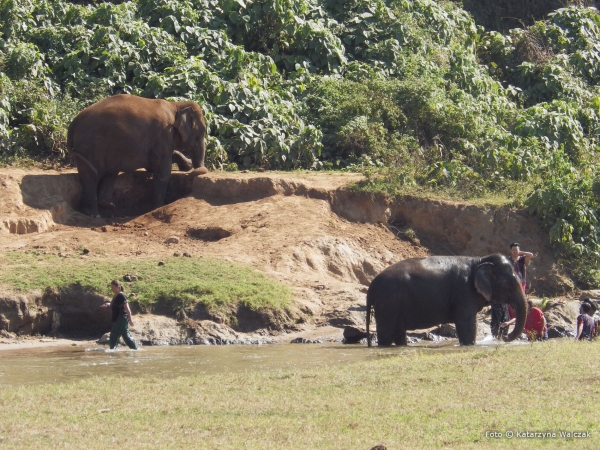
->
<box><xmin>455</xmin><ymin>317</ymin><xmax>477</xmax><ymax>345</ymax></box>
<box><xmin>152</xmin><ymin>171</ymin><xmax>170</xmax><ymax>209</ymax></box>
<box><xmin>393</xmin><ymin>327</ymin><xmax>408</xmax><ymax>346</ymax></box>
<box><xmin>172</xmin><ymin>150</ymin><xmax>193</xmax><ymax>171</ymax></box>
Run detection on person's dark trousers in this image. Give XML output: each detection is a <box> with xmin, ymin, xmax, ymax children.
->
<box><xmin>109</xmin><ymin>315</ymin><xmax>138</xmax><ymax>349</ymax></box>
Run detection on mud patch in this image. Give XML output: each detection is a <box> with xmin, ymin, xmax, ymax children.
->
<box><xmin>187</xmin><ymin>227</ymin><xmax>232</xmax><ymax>242</ymax></box>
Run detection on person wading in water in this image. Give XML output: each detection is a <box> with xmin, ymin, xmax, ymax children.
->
<box><xmin>101</xmin><ymin>280</ymin><xmax>138</xmax><ymax>350</ymax></box>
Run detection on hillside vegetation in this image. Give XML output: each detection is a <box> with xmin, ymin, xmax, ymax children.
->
<box><xmin>1</xmin><ymin>0</ymin><xmax>599</xmax><ymax>287</ymax></box>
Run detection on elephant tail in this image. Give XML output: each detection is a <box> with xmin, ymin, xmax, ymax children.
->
<box><xmin>366</xmin><ymin>288</ymin><xmax>373</xmax><ymax>347</ymax></box>
<box><xmin>66</xmin><ymin>118</ymin><xmax>98</xmax><ymax>178</ymax></box>
<box><xmin>70</xmin><ymin>150</ymin><xmax>98</xmax><ymax>179</ymax></box>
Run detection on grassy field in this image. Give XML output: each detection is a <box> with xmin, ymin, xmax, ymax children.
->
<box><xmin>0</xmin><ymin>340</ymin><xmax>598</xmax><ymax>449</ymax></box>
<box><xmin>0</xmin><ymin>252</ymin><xmax>291</xmax><ymax>313</ymax></box>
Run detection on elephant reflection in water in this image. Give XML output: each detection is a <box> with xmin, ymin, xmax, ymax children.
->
<box><xmin>67</xmin><ymin>94</ymin><xmax>208</xmax><ymax>217</ymax></box>
<box><xmin>366</xmin><ymin>254</ymin><xmax>527</xmax><ymax>346</ymax></box>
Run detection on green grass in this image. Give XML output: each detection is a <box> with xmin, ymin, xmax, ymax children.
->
<box><xmin>351</xmin><ymin>170</ymin><xmax>535</xmax><ymax>208</ymax></box>
<box><xmin>0</xmin><ymin>252</ymin><xmax>291</xmax><ymax>313</ymax></box>
<box><xmin>0</xmin><ymin>340</ymin><xmax>598</xmax><ymax>449</ymax></box>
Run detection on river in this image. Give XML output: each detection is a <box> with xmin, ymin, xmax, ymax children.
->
<box><xmin>0</xmin><ymin>337</ymin><xmax>512</xmax><ymax>387</ymax></box>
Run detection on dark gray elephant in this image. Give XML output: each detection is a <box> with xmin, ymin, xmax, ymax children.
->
<box><xmin>67</xmin><ymin>94</ymin><xmax>207</xmax><ymax>217</ymax></box>
<box><xmin>366</xmin><ymin>254</ymin><xmax>527</xmax><ymax>346</ymax></box>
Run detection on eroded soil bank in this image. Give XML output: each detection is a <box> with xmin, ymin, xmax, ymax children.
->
<box><xmin>0</xmin><ymin>168</ymin><xmax>589</xmax><ymax>347</ymax></box>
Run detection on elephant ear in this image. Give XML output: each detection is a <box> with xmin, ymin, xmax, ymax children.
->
<box><xmin>474</xmin><ymin>262</ymin><xmax>494</xmax><ymax>303</ymax></box>
<box><xmin>174</xmin><ymin>107</ymin><xmax>194</xmax><ymax>142</ymax></box>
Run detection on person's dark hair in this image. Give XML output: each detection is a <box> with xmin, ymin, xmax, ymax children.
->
<box><xmin>582</xmin><ymin>298</ymin><xmax>597</xmax><ymax>313</ymax></box>
<box><xmin>510</xmin><ymin>242</ymin><xmax>520</xmax><ymax>248</ymax></box>
<box><xmin>111</xmin><ymin>279</ymin><xmax>124</xmax><ymax>292</ymax></box>
<box><xmin>581</xmin><ymin>302</ymin><xmax>592</xmax><ymax>314</ymax></box>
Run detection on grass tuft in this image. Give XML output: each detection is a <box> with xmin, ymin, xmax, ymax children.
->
<box><xmin>0</xmin><ymin>252</ymin><xmax>291</xmax><ymax>313</ymax></box>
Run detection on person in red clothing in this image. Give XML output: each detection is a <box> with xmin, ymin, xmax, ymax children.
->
<box><xmin>500</xmin><ymin>300</ymin><xmax>547</xmax><ymax>341</ymax></box>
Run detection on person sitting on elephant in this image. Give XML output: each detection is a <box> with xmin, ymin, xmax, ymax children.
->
<box><xmin>508</xmin><ymin>242</ymin><xmax>534</xmax><ymax>293</ymax></box>
<box><xmin>500</xmin><ymin>300</ymin><xmax>547</xmax><ymax>341</ymax></box>
<box><xmin>101</xmin><ymin>280</ymin><xmax>137</xmax><ymax>350</ymax></box>
<box><xmin>575</xmin><ymin>302</ymin><xmax>596</xmax><ymax>341</ymax></box>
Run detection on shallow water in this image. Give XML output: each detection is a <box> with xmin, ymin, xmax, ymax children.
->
<box><xmin>0</xmin><ymin>338</ymin><xmax>510</xmax><ymax>387</ymax></box>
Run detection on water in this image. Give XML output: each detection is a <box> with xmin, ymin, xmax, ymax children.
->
<box><xmin>0</xmin><ymin>339</ymin><xmax>509</xmax><ymax>387</ymax></box>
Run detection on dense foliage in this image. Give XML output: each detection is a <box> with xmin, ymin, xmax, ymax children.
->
<box><xmin>453</xmin><ymin>0</ymin><xmax>598</xmax><ymax>32</ymax></box>
<box><xmin>1</xmin><ymin>0</ymin><xmax>599</xmax><ymax>286</ymax></box>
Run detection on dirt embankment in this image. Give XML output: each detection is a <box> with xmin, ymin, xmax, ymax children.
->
<box><xmin>0</xmin><ymin>168</ymin><xmax>584</xmax><ymax>346</ymax></box>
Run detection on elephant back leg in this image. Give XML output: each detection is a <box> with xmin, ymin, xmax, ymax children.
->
<box><xmin>76</xmin><ymin>163</ymin><xmax>100</xmax><ymax>217</ymax></box>
<box><xmin>97</xmin><ymin>173</ymin><xmax>117</xmax><ymax>212</ymax></box>
<box><xmin>373</xmin><ymin>297</ymin><xmax>401</xmax><ymax>347</ymax></box>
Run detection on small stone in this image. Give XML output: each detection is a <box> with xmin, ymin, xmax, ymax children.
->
<box><xmin>182</xmin><ymin>252</ymin><xmax>192</xmax><ymax>258</ymax></box>
<box><xmin>91</xmin><ymin>227</ymin><xmax>96</xmax><ymax>231</ymax></box>
<box><xmin>82</xmin><ymin>248</ymin><xmax>90</xmax><ymax>255</ymax></box>
<box><xmin>98</xmin><ymin>409</ymin><xmax>110</xmax><ymax>414</ymax></box>
<box><xmin>257</xmin><ymin>167</ymin><xmax>265</xmax><ymax>172</ymax></box>
<box><xmin>144</xmin><ymin>232</ymin><xmax>149</xmax><ymax>236</ymax></box>
<box><xmin>158</xmin><ymin>261</ymin><xmax>165</xmax><ymax>266</ymax></box>
<box><xmin>165</xmin><ymin>236</ymin><xmax>179</xmax><ymax>244</ymax></box>
<box><xmin>173</xmin><ymin>252</ymin><xmax>181</xmax><ymax>257</ymax></box>
<box><xmin>101</xmin><ymin>226</ymin><xmax>108</xmax><ymax>232</ymax></box>
<box><xmin>241</xmin><ymin>170</ymin><xmax>249</xmax><ymax>173</ymax></box>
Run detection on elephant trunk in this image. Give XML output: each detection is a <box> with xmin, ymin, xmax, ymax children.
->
<box><xmin>505</xmin><ymin>286</ymin><xmax>527</xmax><ymax>342</ymax></box>
<box><xmin>192</xmin><ymin>135</ymin><xmax>206</xmax><ymax>169</ymax></box>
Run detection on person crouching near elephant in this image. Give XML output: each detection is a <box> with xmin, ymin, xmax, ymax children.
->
<box><xmin>575</xmin><ymin>302</ymin><xmax>596</xmax><ymax>341</ymax></box>
<box><xmin>500</xmin><ymin>300</ymin><xmax>547</xmax><ymax>341</ymax></box>
<box><xmin>100</xmin><ymin>280</ymin><xmax>138</xmax><ymax>350</ymax></box>
<box><xmin>581</xmin><ymin>298</ymin><xmax>599</xmax><ymax>338</ymax></box>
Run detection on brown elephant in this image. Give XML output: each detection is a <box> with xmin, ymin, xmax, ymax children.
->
<box><xmin>67</xmin><ymin>94</ymin><xmax>207</xmax><ymax>217</ymax></box>
<box><xmin>366</xmin><ymin>254</ymin><xmax>527</xmax><ymax>346</ymax></box>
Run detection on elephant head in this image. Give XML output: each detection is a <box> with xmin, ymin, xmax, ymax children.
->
<box><xmin>474</xmin><ymin>254</ymin><xmax>527</xmax><ymax>342</ymax></box>
<box><xmin>173</xmin><ymin>102</ymin><xmax>207</xmax><ymax>169</ymax></box>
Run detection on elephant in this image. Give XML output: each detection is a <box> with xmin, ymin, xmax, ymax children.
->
<box><xmin>366</xmin><ymin>254</ymin><xmax>527</xmax><ymax>346</ymax></box>
<box><xmin>67</xmin><ymin>94</ymin><xmax>207</xmax><ymax>217</ymax></box>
